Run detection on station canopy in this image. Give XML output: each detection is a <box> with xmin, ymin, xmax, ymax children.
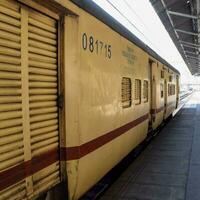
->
<box><xmin>150</xmin><ymin>0</ymin><xmax>200</xmax><ymax>75</ymax></box>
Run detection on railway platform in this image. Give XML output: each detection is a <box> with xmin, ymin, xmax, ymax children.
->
<box><xmin>100</xmin><ymin>92</ymin><xmax>200</xmax><ymax>200</ymax></box>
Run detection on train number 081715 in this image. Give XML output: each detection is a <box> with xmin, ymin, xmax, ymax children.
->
<box><xmin>82</xmin><ymin>33</ymin><xmax>112</xmax><ymax>59</ymax></box>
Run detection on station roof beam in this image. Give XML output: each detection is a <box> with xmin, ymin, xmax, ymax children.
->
<box><xmin>150</xmin><ymin>0</ymin><xmax>200</xmax><ymax>75</ymax></box>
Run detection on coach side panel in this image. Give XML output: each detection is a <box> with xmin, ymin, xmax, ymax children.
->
<box><xmin>63</xmin><ymin>8</ymin><xmax>150</xmax><ymax>199</ymax></box>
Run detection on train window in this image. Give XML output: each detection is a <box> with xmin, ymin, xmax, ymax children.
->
<box><xmin>172</xmin><ymin>84</ymin><xmax>175</xmax><ymax>95</ymax></box>
<box><xmin>168</xmin><ymin>84</ymin><xmax>175</xmax><ymax>96</ymax></box>
<box><xmin>122</xmin><ymin>77</ymin><xmax>132</xmax><ymax>108</ymax></box>
<box><xmin>168</xmin><ymin>84</ymin><xmax>171</xmax><ymax>96</ymax></box>
<box><xmin>135</xmin><ymin>79</ymin><xmax>141</xmax><ymax>104</ymax></box>
<box><xmin>161</xmin><ymin>70</ymin><xmax>164</xmax><ymax>78</ymax></box>
<box><xmin>169</xmin><ymin>75</ymin><xmax>173</xmax><ymax>82</ymax></box>
<box><xmin>160</xmin><ymin>83</ymin><xmax>164</xmax><ymax>98</ymax></box>
<box><xmin>143</xmin><ymin>80</ymin><xmax>148</xmax><ymax>102</ymax></box>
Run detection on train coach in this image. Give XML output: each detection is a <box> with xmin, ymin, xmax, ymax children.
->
<box><xmin>0</xmin><ymin>0</ymin><xmax>180</xmax><ymax>199</ymax></box>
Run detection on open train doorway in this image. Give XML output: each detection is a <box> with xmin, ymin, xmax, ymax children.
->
<box><xmin>164</xmin><ymin>79</ymin><xmax>167</xmax><ymax>116</ymax></box>
<box><xmin>148</xmin><ymin>59</ymin><xmax>155</xmax><ymax>129</ymax></box>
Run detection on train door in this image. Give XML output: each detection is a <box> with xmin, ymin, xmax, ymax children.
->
<box><xmin>0</xmin><ymin>1</ymin><xmax>61</xmax><ymax>199</ymax></box>
<box><xmin>148</xmin><ymin>59</ymin><xmax>156</xmax><ymax>129</ymax></box>
<box><xmin>164</xmin><ymin>79</ymin><xmax>168</xmax><ymax>116</ymax></box>
<box><xmin>176</xmin><ymin>75</ymin><xmax>179</xmax><ymax>108</ymax></box>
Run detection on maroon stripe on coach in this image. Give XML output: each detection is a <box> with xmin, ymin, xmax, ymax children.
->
<box><xmin>61</xmin><ymin>113</ymin><xmax>149</xmax><ymax>161</ymax></box>
<box><xmin>0</xmin><ymin>148</ymin><xmax>59</xmax><ymax>192</ymax></box>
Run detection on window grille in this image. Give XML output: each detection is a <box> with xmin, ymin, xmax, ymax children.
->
<box><xmin>161</xmin><ymin>70</ymin><xmax>164</xmax><ymax>78</ymax></box>
<box><xmin>169</xmin><ymin>75</ymin><xmax>173</xmax><ymax>82</ymax></box>
<box><xmin>143</xmin><ymin>80</ymin><xmax>148</xmax><ymax>102</ymax></box>
<box><xmin>135</xmin><ymin>79</ymin><xmax>141</xmax><ymax>104</ymax></box>
<box><xmin>160</xmin><ymin>83</ymin><xmax>164</xmax><ymax>98</ymax></box>
<box><xmin>122</xmin><ymin>77</ymin><xmax>132</xmax><ymax>108</ymax></box>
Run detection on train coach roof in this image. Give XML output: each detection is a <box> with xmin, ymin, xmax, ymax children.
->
<box><xmin>70</xmin><ymin>0</ymin><xmax>180</xmax><ymax>75</ymax></box>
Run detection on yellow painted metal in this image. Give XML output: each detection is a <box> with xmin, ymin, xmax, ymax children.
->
<box><xmin>29</xmin><ymin>101</ymin><xmax>57</xmax><ymax>108</ymax></box>
<box><xmin>0</xmin><ymin>110</ymin><xmax>22</xmax><ymax>120</ymax></box>
<box><xmin>0</xmin><ymin>155</ymin><xmax>24</xmax><ymax>171</ymax></box>
<box><xmin>0</xmin><ymin>46</ymin><xmax>21</xmax><ymax>57</ymax></box>
<box><xmin>29</xmin><ymin>33</ymin><xmax>57</xmax><ymax>45</ymax></box>
<box><xmin>32</xmin><ymin>143</ymin><xmax>58</xmax><ymax>157</ymax></box>
<box><xmin>0</xmin><ymin>13</ymin><xmax>24</xmax><ymax>189</ymax></box>
<box><xmin>54</xmin><ymin>2</ymin><xmax>180</xmax><ymax>199</ymax></box>
<box><xmin>31</xmin><ymin>124</ymin><xmax>58</xmax><ymax>137</ymax></box>
<box><xmin>31</xmin><ymin>131</ymin><xmax>58</xmax><ymax>143</ymax></box>
<box><xmin>29</xmin><ymin>88</ymin><xmax>57</xmax><ymax>95</ymax></box>
<box><xmin>0</xmin><ymin>63</ymin><xmax>21</xmax><ymax>72</ymax></box>
<box><xmin>0</xmin><ymin>134</ymin><xmax>23</xmax><ymax>145</ymax></box>
<box><xmin>0</xmin><ymin>3</ymin><xmax>21</xmax><ymax>19</ymax></box>
<box><xmin>0</xmin><ymin>1</ymin><xmax>60</xmax><ymax>198</ymax></box>
<box><xmin>28</xmin><ymin>18</ymin><xmax>56</xmax><ymax>33</ymax></box>
<box><xmin>0</xmin><ymin>181</ymin><xmax>26</xmax><ymax>200</ymax></box>
<box><xmin>0</xmin><ymin>38</ymin><xmax>21</xmax><ymax>49</ymax></box>
<box><xmin>0</xmin><ymin>126</ymin><xmax>23</xmax><ymax>137</ymax></box>
<box><xmin>28</xmin><ymin>6</ymin><xmax>60</xmax><ymax>196</ymax></box>
<box><xmin>28</xmin><ymin>9</ymin><xmax>57</xmax><ymax>26</ymax></box>
<box><xmin>28</xmin><ymin>25</ymin><xmax>56</xmax><ymax>39</ymax></box>
<box><xmin>0</xmin><ymin>0</ymin><xmax>25</xmax><ymax>200</ymax></box>
<box><xmin>1</xmin><ymin>148</ymin><xmax>24</xmax><ymax>162</ymax></box>
<box><xmin>29</xmin><ymin>40</ymin><xmax>57</xmax><ymax>52</ymax></box>
<box><xmin>29</xmin><ymin>46</ymin><xmax>57</xmax><ymax>58</ymax></box>
<box><xmin>0</xmin><ymin>30</ymin><xmax>21</xmax><ymax>42</ymax></box>
<box><xmin>30</xmin><ymin>119</ymin><xmax>58</xmax><ymax>132</ymax></box>
<box><xmin>31</xmin><ymin>137</ymin><xmax>58</xmax><ymax>150</ymax></box>
<box><xmin>29</xmin><ymin>60</ymin><xmax>57</xmax><ymax>70</ymax></box>
<box><xmin>0</xmin><ymin>71</ymin><xmax>21</xmax><ymax>79</ymax></box>
<box><xmin>33</xmin><ymin>162</ymin><xmax>59</xmax><ymax>182</ymax></box>
<box><xmin>0</xmin><ymin>96</ymin><xmax>21</xmax><ymax>103</ymax></box>
<box><xmin>0</xmin><ymin>117</ymin><xmax>22</xmax><ymax>130</ymax></box>
<box><xmin>30</xmin><ymin>113</ymin><xmax>58</xmax><ymax>123</ymax></box>
<box><xmin>30</xmin><ymin>107</ymin><xmax>58</xmax><ymax>115</ymax></box>
<box><xmin>0</xmin><ymin>21</ymin><xmax>21</xmax><ymax>35</ymax></box>
<box><xmin>29</xmin><ymin>74</ymin><xmax>57</xmax><ymax>82</ymax></box>
<box><xmin>29</xmin><ymin>81</ymin><xmax>57</xmax><ymax>88</ymax></box>
<box><xmin>33</xmin><ymin>175</ymin><xmax>60</xmax><ymax>196</ymax></box>
<box><xmin>29</xmin><ymin>67</ymin><xmax>57</xmax><ymax>76</ymax></box>
<box><xmin>0</xmin><ymin>55</ymin><xmax>21</xmax><ymax>65</ymax></box>
<box><xmin>0</xmin><ymin>12</ymin><xmax>21</xmax><ymax>27</ymax></box>
<box><xmin>0</xmin><ymin>80</ymin><xmax>21</xmax><ymax>87</ymax></box>
<box><xmin>29</xmin><ymin>94</ymin><xmax>57</xmax><ymax>102</ymax></box>
<box><xmin>29</xmin><ymin>53</ymin><xmax>57</xmax><ymax>64</ymax></box>
<box><xmin>0</xmin><ymin>141</ymin><xmax>23</xmax><ymax>154</ymax></box>
<box><xmin>0</xmin><ymin>0</ymin><xmax>181</xmax><ymax>200</ymax></box>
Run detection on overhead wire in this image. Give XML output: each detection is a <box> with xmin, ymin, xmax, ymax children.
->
<box><xmin>105</xmin><ymin>0</ymin><xmax>161</xmax><ymax>51</ymax></box>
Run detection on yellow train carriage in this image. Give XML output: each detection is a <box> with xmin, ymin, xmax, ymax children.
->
<box><xmin>64</xmin><ymin>9</ymin><xmax>150</xmax><ymax>199</ymax></box>
<box><xmin>0</xmin><ymin>0</ymin><xmax>180</xmax><ymax>200</ymax></box>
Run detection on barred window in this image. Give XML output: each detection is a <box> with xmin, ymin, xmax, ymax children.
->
<box><xmin>168</xmin><ymin>84</ymin><xmax>175</xmax><ymax>96</ymax></box>
<box><xmin>168</xmin><ymin>84</ymin><xmax>171</xmax><ymax>96</ymax></box>
<box><xmin>161</xmin><ymin>70</ymin><xmax>164</xmax><ymax>78</ymax></box>
<box><xmin>122</xmin><ymin>77</ymin><xmax>132</xmax><ymax>108</ymax></box>
<box><xmin>135</xmin><ymin>79</ymin><xmax>141</xmax><ymax>104</ymax></box>
<box><xmin>171</xmin><ymin>84</ymin><xmax>175</xmax><ymax>95</ymax></box>
<box><xmin>169</xmin><ymin>75</ymin><xmax>173</xmax><ymax>82</ymax></box>
<box><xmin>143</xmin><ymin>80</ymin><xmax>148</xmax><ymax>102</ymax></box>
<box><xmin>160</xmin><ymin>83</ymin><xmax>164</xmax><ymax>98</ymax></box>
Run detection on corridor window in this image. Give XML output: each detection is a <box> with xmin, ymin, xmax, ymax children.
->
<box><xmin>122</xmin><ymin>77</ymin><xmax>132</xmax><ymax>108</ymax></box>
<box><xmin>135</xmin><ymin>79</ymin><xmax>141</xmax><ymax>104</ymax></box>
<box><xmin>160</xmin><ymin>83</ymin><xmax>164</xmax><ymax>98</ymax></box>
<box><xmin>143</xmin><ymin>80</ymin><xmax>148</xmax><ymax>102</ymax></box>
<box><xmin>161</xmin><ymin>70</ymin><xmax>164</xmax><ymax>78</ymax></box>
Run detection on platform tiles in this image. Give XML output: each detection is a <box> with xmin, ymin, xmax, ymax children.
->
<box><xmin>100</xmin><ymin>92</ymin><xmax>200</xmax><ymax>200</ymax></box>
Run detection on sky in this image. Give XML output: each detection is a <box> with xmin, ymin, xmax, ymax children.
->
<box><xmin>92</xmin><ymin>0</ymin><xmax>196</xmax><ymax>84</ymax></box>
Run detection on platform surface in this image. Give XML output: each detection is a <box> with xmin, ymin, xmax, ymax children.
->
<box><xmin>100</xmin><ymin>92</ymin><xmax>200</xmax><ymax>200</ymax></box>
